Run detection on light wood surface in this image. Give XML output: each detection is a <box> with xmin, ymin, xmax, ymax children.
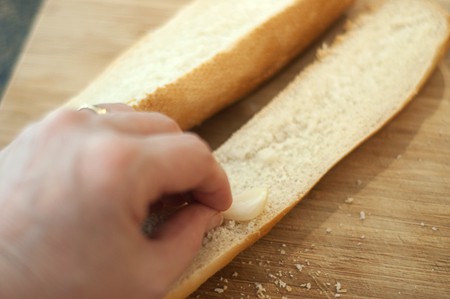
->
<box><xmin>1</xmin><ymin>0</ymin><xmax>449</xmax><ymax>298</ymax></box>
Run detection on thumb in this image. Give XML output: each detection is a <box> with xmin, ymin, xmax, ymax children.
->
<box><xmin>146</xmin><ymin>203</ymin><xmax>223</xmax><ymax>286</ymax></box>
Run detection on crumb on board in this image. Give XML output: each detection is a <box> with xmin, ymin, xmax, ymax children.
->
<box><xmin>255</xmin><ymin>283</ymin><xmax>267</xmax><ymax>299</ymax></box>
<box><xmin>360</xmin><ymin>211</ymin><xmax>366</xmax><ymax>220</ymax></box>
<box><xmin>232</xmin><ymin>272</ymin><xmax>239</xmax><ymax>278</ymax></box>
<box><xmin>335</xmin><ymin>282</ymin><xmax>342</xmax><ymax>292</ymax></box>
<box><xmin>295</xmin><ymin>264</ymin><xmax>304</xmax><ymax>272</ymax></box>
<box><xmin>432</xmin><ymin>226</ymin><xmax>438</xmax><ymax>231</ymax></box>
<box><xmin>300</xmin><ymin>282</ymin><xmax>312</xmax><ymax>290</ymax></box>
<box><xmin>214</xmin><ymin>287</ymin><xmax>224</xmax><ymax>294</ymax></box>
<box><xmin>345</xmin><ymin>197</ymin><xmax>354</xmax><ymax>204</ymax></box>
<box><xmin>326</xmin><ymin>228</ymin><xmax>332</xmax><ymax>234</ymax></box>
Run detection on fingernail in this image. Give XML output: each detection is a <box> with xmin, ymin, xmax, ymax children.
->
<box><xmin>207</xmin><ymin>212</ymin><xmax>223</xmax><ymax>231</ymax></box>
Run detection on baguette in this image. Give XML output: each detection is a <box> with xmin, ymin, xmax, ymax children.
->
<box><xmin>167</xmin><ymin>0</ymin><xmax>450</xmax><ymax>297</ymax></box>
<box><xmin>65</xmin><ymin>0</ymin><xmax>354</xmax><ymax>130</ymax></box>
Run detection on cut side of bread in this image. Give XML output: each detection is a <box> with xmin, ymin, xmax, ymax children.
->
<box><xmin>65</xmin><ymin>0</ymin><xmax>354</xmax><ymax>130</ymax></box>
<box><xmin>167</xmin><ymin>0</ymin><xmax>450</xmax><ymax>297</ymax></box>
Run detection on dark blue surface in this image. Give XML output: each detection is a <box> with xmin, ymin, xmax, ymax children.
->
<box><xmin>0</xmin><ymin>0</ymin><xmax>43</xmax><ymax>99</ymax></box>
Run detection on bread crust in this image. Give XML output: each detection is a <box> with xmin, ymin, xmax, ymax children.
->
<box><xmin>165</xmin><ymin>2</ymin><xmax>450</xmax><ymax>298</ymax></box>
<box><xmin>134</xmin><ymin>0</ymin><xmax>354</xmax><ymax>129</ymax></box>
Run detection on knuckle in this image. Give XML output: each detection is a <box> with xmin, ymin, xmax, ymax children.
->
<box><xmin>183</xmin><ymin>133</ymin><xmax>211</xmax><ymax>151</ymax></box>
<box><xmin>91</xmin><ymin>138</ymin><xmax>137</xmax><ymax>170</ymax></box>
<box><xmin>42</xmin><ymin>109</ymin><xmax>88</xmax><ymax>133</ymax></box>
<box><xmin>48</xmin><ymin>109</ymin><xmax>88</xmax><ymax>126</ymax></box>
<box><xmin>148</xmin><ymin>112</ymin><xmax>180</xmax><ymax>132</ymax></box>
<box><xmin>81</xmin><ymin>137</ymin><xmax>138</xmax><ymax>188</ymax></box>
<box><xmin>184</xmin><ymin>133</ymin><xmax>214</xmax><ymax>162</ymax></box>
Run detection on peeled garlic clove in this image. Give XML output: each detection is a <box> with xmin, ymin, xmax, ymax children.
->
<box><xmin>223</xmin><ymin>188</ymin><xmax>268</xmax><ymax>221</ymax></box>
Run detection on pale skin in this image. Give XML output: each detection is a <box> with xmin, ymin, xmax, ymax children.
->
<box><xmin>0</xmin><ymin>103</ymin><xmax>232</xmax><ymax>299</ymax></box>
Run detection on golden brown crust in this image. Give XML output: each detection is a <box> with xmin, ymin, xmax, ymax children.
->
<box><xmin>165</xmin><ymin>3</ymin><xmax>450</xmax><ymax>299</ymax></box>
<box><xmin>134</xmin><ymin>0</ymin><xmax>355</xmax><ymax>130</ymax></box>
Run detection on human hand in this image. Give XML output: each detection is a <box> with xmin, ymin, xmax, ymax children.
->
<box><xmin>0</xmin><ymin>104</ymin><xmax>232</xmax><ymax>299</ymax></box>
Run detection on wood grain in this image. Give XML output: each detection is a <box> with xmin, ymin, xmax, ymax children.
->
<box><xmin>1</xmin><ymin>0</ymin><xmax>449</xmax><ymax>298</ymax></box>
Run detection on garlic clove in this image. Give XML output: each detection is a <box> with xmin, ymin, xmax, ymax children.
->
<box><xmin>223</xmin><ymin>188</ymin><xmax>268</xmax><ymax>221</ymax></box>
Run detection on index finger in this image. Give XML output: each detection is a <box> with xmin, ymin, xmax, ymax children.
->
<box><xmin>135</xmin><ymin>133</ymin><xmax>232</xmax><ymax>215</ymax></box>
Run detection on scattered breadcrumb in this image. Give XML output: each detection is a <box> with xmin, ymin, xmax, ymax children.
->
<box><xmin>432</xmin><ymin>226</ymin><xmax>438</xmax><ymax>231</ymax></box>
<box><xmin>420</xmin><ymin>222</ymin><xmax>425</xmax><ymax>227</ymax></box>
<box><xmin>326</xmin><ymin>228</ymin><xmax>332</xmax><ymax>234</ymax></box>
<box><xmin>335</xmin><ymin>294</ymin><xmax>342</xmax><ymax>298</ymax></box>
<box><xmin>356</xmin><ymin>179</ymin><xmax>363</xmax><ymax>186</ymax></box>
<box><xmin>280</xmin><ymin>249</ymin><xmax>286</xmax><ymax>255</ymax></box>
<box><xmin>360</xmin><ymin>235</ymin><xmax>366</xmax><ymax>239</ymax></box>
<box><xmin>232</xmin><ymin>272</ymin><xmax>239</xmax><ymax>278</ymax></box>
<box><xmin>214</xmin><ymin>288</ymin><xmax>224</xmax><ymax>294</ymax></box>
<box><xmin>282</xmin><ymin>243</ymin><xmax>287</xmax><ymax>247</ymax></box>
<box><xmin>255</xmin><ymin>283</ymin><xmax>267</xmax><ymax>299</ymax></box>
<box><xmin>295</xmin><ymin>264</ymin><xmax>304</xmax><ymax>272</ymax></box>
<box><xmin>300</xmin><ymin>283</ymin><xmax>312</xmax><ymax>290</ymax></box>
<box><xmin>396</xmin><ymin>154</ymin><xmax>402</xmax><ymax>159</ymax></box>
<box><xmin>360</xmin><ymin>211</ymin><xmax>366</xmax><ymax>220</ymax></box>
<box><xmin>345</xmin><ymin>197</ymin><xmax>354</xmax><ymax>204</ymax></box>
<box><xmin>335</xmin><ymin>281</ymin><xmax>347</xmax><ymax>294</ymax></box>
<box><xmin>357</xmin><ymin>242</ymin><xmax>362</xmax><ymax>246</ymax></box>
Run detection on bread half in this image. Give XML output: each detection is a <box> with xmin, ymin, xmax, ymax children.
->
<box><xmin>167</xmin><ymin>0</ymin><xmax>450</xmax><ymax>297</ymax></box>
<box><xmin>65</xmin><ymin>0</ymin><xmax>354</xmax><ymax>129</ymax></box>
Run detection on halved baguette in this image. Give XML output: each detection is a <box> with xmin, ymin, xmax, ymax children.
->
<box><xmin>167</xmin><ymin>0</ymin><xmax>450</xmax><ymax>297</ymax></box>
<box><xmin>65</xmin><ymin>0</ymin><xmax>354</xmax><ymax>130</ymax></box>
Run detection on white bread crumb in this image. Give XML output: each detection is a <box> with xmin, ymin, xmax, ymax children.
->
<box><xmin>255</xmin><ymin>283</ymin><xmax>267</xmax><ymax>299</ymax></box>
<box><xmin>360</xmin><ymin>211</ymin><xmax>366</xmax><ymax>220</ymax></box>
<box><xmin>335</xmin><ymin>282</ymin><xmax>342</xmax><ymax>292</ymax></box>
<box><xmin>214</xmin><ymin>288</ymin><xmax>224</xmax><ymax>294</ymax></box>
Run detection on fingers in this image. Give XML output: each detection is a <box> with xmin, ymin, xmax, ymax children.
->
<box><xmin>75</xmin><ymin>103</ymin><xmax>232</xmax><ymax>222</ymax></box>
<box><xmin>78</xmin><ymin>103</ymin><xmax>182</xmax><ymax>135</ymax></box>
<box><xmin>78</xmin><ymin>103</ymin><xmax>134</xmax><ymax>114</ymax></box>
<box><xmin>101</xmin><ymin>112</ymin><xmax>181</xmax><ymax>135</ymax></box>
<box><xmin>136</xmin><ymin>133</ymin><xmax>232</xmax><ymax>213</ymax></box>
<box><xmin>146</xmin><ymin>203</ymin><xmax>223</xmax><ymax>285</ymax></box>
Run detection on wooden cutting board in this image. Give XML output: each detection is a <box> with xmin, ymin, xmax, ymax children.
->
<box><xmin>1</xmin><ymin>0</ymin><xmax>449</xmax><ymax>298</ymax></box>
